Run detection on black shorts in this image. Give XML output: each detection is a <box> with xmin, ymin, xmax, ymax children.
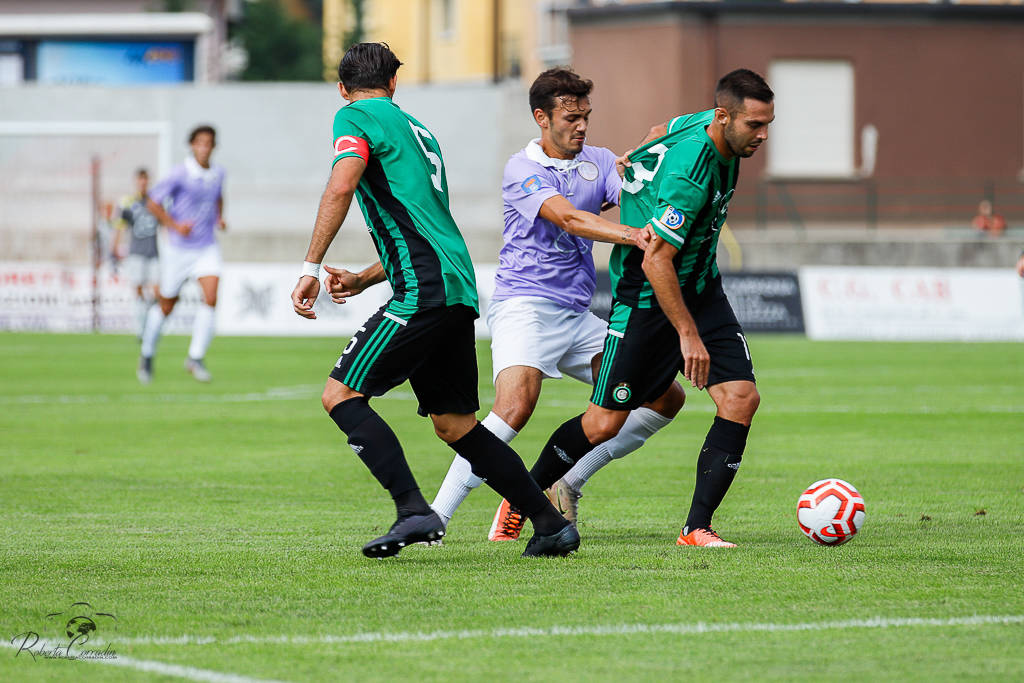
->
<box><xmin>591</xmin><ymin>277</ymin><xmax>755</xmax><ymax>410</ymax></box>
<box><xmin>329</xmin><ymin>303</ymin><xmax>480</xmax><ymax>417</ymax></box>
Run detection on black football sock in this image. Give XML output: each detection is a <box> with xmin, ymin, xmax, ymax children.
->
<box><xmin>529</xmin><ymin>414</ymin><xmax>596</xmax><ymax>490</ymax></box>
<box><xmin>684</xmin><ymin>416</ymin><xmax>750</xmax><ymax>530</ymax></box>
<box><xmin>329</xmin><ymin>397</ymin><xmax>429</xmax><ymax>517</ymax></box>
<box><xmin>449</xmin><ymin>423</ymin><xmax>567</xmax><ymax>536</ymax></box>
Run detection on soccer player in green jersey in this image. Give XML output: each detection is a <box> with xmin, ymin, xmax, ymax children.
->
<box><xmin>527</xmin><ymin>69</ymin><xmax>774</xmax><ymax>547</ymax></box>
<box><xmin>290</xmin><ymin>43</ymin><xmax>579</xmax><ymax>558</ymax></box>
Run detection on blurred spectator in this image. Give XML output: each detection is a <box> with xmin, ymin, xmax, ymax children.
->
<box><xmin>971</xmin><ymin>199</ymin><xmax>1006</xmax><ymax>237</ymax></box>
<box><xmin>1016</xmin><ymin>251</ymin><xmax>1024</xmax><ymax>278</ymax></box>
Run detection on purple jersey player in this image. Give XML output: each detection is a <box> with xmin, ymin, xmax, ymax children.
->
<box><xmin>137</xmin><ymin>125</ymin><xmax>227</xmax><ymax>384</ymax></box>
<box><xmin>429</xmin><ymin>68</ymin><xmax>686</xmax><ymax>540</ymax></box>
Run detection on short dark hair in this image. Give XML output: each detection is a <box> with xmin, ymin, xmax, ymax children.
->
<box><xmin>338</xmin><ymin>42</ymin><xmax>403</xmax><ymax>92</ymax></box>
<box><xmin>135</xmin><ymin>168</ymin><xmax>149</xmax><ymax>177</ymax></box>
<box><xmin>189</xmin><ymin>125</ymin><xmax>216</xmax><ymax>144</ymax></box>
<box><xmin>529</xmin><ymin>67</ymin><xmax>593</xmax><ymax>118</ymax></box>
<box><xmin>714</xmin><ymin>69</ymin><xmax>773</xmax><ymax>115</ymax></box>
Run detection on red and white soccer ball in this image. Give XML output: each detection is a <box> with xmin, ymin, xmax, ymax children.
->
<box><xmin>797</xmin><ymin>478</ymin><xmax>866</xmax><ymax>545</ymax></box>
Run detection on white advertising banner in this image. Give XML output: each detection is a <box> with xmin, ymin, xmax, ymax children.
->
<box><xmin>0</xmin><ymin>261</ymin><xmax>498</xmax><ymax>338</ymax></box>
<box><xmin>799</xmin><ymin>266</ymin><xmax>1024</xmax><ymax>341</ymax></box>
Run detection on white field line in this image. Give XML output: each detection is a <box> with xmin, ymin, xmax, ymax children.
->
<box><xmin>102</xmin><ymin>614</ymin><xmax>1024</xmax><ymax>647</ymax></box>
<box><xmin>0</xmin><ymin>639</ymin><xmax>287</xmax><ymax>683</ymax></box>
<box><xmin>2</xmin><ymin>386</ymin><xmax>1021</xmax><ymax>415</ymax></box>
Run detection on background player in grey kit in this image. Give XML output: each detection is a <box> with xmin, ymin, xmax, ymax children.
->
<box><xmin>528</xmin><ymin>69</ymin><xmax>774</xmax><ymax>547</ymax></box>
<box><xmin>429</xmin><ymin>68</ymin><xmax>685</xmax><ymax>540</ymax></box>
<box><xmin>289</xmin><ymin>42</ymin><xmax>579</xmax><ymax>558</ymax></box>
<box><xmin>112</xmin><ymin>168</ymin><xmax>160</xmax><ymax>338</ymax></box>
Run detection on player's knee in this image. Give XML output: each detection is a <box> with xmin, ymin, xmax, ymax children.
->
<box><xmin>721</xmin><ymin>384</ymin><xmax>760</xmax><ymax>422</ymax></box>
<box><xmin>497</xmin><ymin>402</ymin><xmax>535</xmax><ymax>432</ymax></box>
<box><xmin>321</xmin><ymin>382</ymin><xmax>353</xmax><ymax>414</ymax></box>
<box><xmin>583</xmin><ymin>411</ymin><xmax>625</xmax><ymax>444</ymax></box>
<box><xmin>430</xmin><ymin>414</ymin><xmax>476</xmax><ymax>444</ymax></box>
<box><xmin>653</xmin><ymin>381</ymin><xmax>686</xmax><ymax>418</ymax></box>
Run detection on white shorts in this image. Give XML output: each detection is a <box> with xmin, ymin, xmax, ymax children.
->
<box><xmin>159</xmin><ymin>242</ymin><xmax>222</xmax><ymax>298</ymax></box>
<box><xmin>123</xmin><ymin>254</ymin><xmax>159</xmax><ymax>289</ymax></box>
<box><xmin>486</xmin><ymin>296</ymin><xmax>608</xmax><ymax>384</ymax></box>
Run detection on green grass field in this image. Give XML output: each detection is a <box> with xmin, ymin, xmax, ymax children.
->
<box><xmin>1</xmin><ymin>333</ymin><xmax>1021</xmax><ymax>681</ymax></box>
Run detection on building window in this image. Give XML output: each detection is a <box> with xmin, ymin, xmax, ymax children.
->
<box><xmin>767</xmin><ymin>59</ymin><xmax>855</xmax><ymax>179</ymax></box>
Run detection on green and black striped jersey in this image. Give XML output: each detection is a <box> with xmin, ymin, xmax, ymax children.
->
<box><xmin>611</xmin><ymin>109</ymin><xmax>738</xmax><ymax>307</ymax></box>
<box><xmin>332</xmin><ymin>97</ymin><xmax>478</xmax><ymax>316</ymax></box>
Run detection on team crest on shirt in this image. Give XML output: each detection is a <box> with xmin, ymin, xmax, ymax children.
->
<box><xmin>613</xmin><ymin>382</ymin><xmax>632</xmax><ymax>403</ymax></box>
<box><xmin>659</xmin><ymin>205</ymin><xmax>685</xmax><ymax>229</ymax></box>
<box><xmin>521</xmin><ymin>175</ymin><xmax>543</xmax><ymax>194</ymax></box>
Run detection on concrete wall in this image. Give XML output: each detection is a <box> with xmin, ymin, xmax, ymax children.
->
<box><xmin>0</xmin><ymin>80</ymin><xmax>538</xmax><ymax>264</ymax></box>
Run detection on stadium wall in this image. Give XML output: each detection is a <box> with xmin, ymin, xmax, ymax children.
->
<box><xmin>568</xmin><ymin>2</ymin><xmax>1024</xmax><ymax>227</ymax></box>
<box><xmin>0</xmin><ymin>81</ymin><xmax>536</xmax><ymax>265</ymax></box>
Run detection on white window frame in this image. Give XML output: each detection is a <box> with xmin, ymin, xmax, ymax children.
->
<box><xmin>767</xmin><ymin>59</ymin><xmax>856</xmax><ymax>180</ymax></box>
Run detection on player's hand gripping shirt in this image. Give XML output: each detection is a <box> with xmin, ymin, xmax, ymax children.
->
<box><xmin>612</xmin><ymin>109</ymin><xmax>739</xmax><ymax>307</ymax></box>
<box><xmin>493</xmin><ymin>141</ymin><xmax>621</xmax><ymax>312</ymax></box>
<box><xmin>331</xmin><ymin>97</ymin><xmax>478</xmax><ymax>316</ymax></box>
<box><xmin>149</xmin><ymin>157</ymin><xmax>225</xmax><ymax>250</ymax></box>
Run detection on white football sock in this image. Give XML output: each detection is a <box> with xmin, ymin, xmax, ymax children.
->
<box><xmin>562</xmin><ymin>407</ymin><xmax>673</xmax><ymax>492</ymax></box>
<box><xmin>135</xmin><ymin>297</ymin><xmax>152</xmax><ymax>337</ymax></box>
<box><xmin>187</xmin><ymin>304</ymin><xmax>216</xmax><ymax>360</ymax></box>
<box><xmin>430</xmin><ymin>412</ymin><xmax>518</xmax><ymax>526</ymax></box>
<box><xmin>481</xmin><ymin>411</ymin><xmax>518</xmax><ymax>444</ymax></box>
<box><xmin>140</xmin><ymin>305</ymin><xmax>166</xmax><ymax>358</ymax></box>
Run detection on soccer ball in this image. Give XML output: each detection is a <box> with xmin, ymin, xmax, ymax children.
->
<box><xmin>797</xmin><ymin>478</ymin><xmax>865</xmax><ymax>545</ymax></box>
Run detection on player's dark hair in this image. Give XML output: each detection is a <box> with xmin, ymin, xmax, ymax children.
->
<box><xmin>135</xmin><ymin>168</ymin><xmax>148</xmax><ymax>178</ymax></box>
<box><xmin>188</xmin><ymin>125</ymin><xmax>216</xmax><ymax>144</ymax></box>
<box><xmin>529</xmin><ymin>67</ymin><xmax>593</xmax><ymax>118</ymax></box>
<box><xmin>714</xmin><ymin>69</ymin><xmax>773</xmax><ymax>115</ymax></box>
<box><xmin>338</xmin><ymin>42</ymin><xmax>403</xmax><ymax>92</ymax></box>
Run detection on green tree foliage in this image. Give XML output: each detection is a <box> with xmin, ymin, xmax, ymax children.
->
<box><xmin>237</xmin><ymin>0</ymin><xmax>323</xmax><ymax>81</ymax></box>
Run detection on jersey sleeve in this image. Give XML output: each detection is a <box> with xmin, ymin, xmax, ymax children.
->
<box><xmin>148</xmin><ymin>166</ymin><xmax>183</xmax><ymax>206</ymax></box>
<box><xmin>649</xmin><ymin>144</ymin><xmax>711</xmax><ymax>249</ymax></box>
<box><xmin>598</xmin><ymin>148</ymin><xmax>622</xmax><ymax>207</ymax></box>
<box><xmin>331</xmin><ymin>106</ymin><xmax>371</xmax><ymax>167</ymax></box>
<box><xmin>502</xmin><ymin>157</ymin><xmax>559</xmax><ymax>223</ymax></box>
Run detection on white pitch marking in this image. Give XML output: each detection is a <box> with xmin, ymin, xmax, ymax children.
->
<box><xmin>0</xmin><ymin>639</ymin><xmax>287</xmax><ymax>683</ymax></box>
<box><xmin>107</xmin><ymin>614</ymin><xmax>1024</xmax><ymax>647</ymax></box>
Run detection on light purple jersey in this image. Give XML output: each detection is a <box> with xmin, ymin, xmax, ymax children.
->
<box><xmin>149</xmin><ymin>156</ymin><xmax>225</xmax><ymax>249</ymax></box>
<box><xmin>493</xmin><ymin>141</ymin><xmax>621</xmax><ymax>312</ymax></box>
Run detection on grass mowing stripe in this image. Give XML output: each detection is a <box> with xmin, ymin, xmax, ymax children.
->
<box><xmin>101</xmin><ymin>614</ymin><xmax>1024</xmax><ymax>647</ymax></box>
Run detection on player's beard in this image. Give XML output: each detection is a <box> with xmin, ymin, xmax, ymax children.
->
<box><xmin>723</xmin><ymin>122</ymin><xmax>753</xmax><ymax>158</ymax></box>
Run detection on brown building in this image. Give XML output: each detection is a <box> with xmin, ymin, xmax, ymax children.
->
<box><xmin>568</xmin><ymin>2</ymin><xmax>1024</xmax><ymax>228</ymax></box>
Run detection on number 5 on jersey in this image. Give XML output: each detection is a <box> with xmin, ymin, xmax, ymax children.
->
<box><xmin>409</xmin><ymin>122</ymin><xmax>444</xmax><ymax>193</ymax></box>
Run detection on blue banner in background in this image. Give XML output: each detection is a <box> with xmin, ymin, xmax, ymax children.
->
<box><xmin>36</xmin><ymin>41</ymin><xmax>192</xmax><ymax>84</ymax></box>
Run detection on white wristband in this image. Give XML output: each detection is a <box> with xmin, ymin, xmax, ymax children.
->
<box><xmin>301</xmin><ymin>261</ymin><xmax>321</xmax><ymax>279</ymax></box>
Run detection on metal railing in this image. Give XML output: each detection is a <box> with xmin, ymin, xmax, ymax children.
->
<box><xmin>726</xmin><ymin>177</ymin><xmax>1024</xmax><ymax>230</ymax></box>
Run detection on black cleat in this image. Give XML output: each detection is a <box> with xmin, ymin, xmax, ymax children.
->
<box><xmin>362</xmin><ymin>511</ymin><xmax>446</xmax><ymax>558</ymax></box>
<box><xmin>521</xmin><ymin>522</ymin><xmax>580</xmax><ymax>558</ymax></box>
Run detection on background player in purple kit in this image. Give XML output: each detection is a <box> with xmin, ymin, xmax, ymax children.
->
<box><xmin>138</xmin><ymin>125</ymin><xmax>227</xmax><ymax>384</ymax></box>
<box><xmin>429</xmin><ymin>68</ymin><xmax>685</xmax><ymax>540</ymax></box>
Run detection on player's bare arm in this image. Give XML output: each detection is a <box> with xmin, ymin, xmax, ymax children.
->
<box><xmin>325</xmin><ymin>262</ymin><xmax>386</xmax><ymax>304</ymax></box>
<box><xmin>558</xmin><ymin>204</ymin><xmax>651</xmax><ymax>250</ymax></box>
<box><xmin>217</xmin><ymin>197</ymin><xmax>227</xmax><ymax>231</ymax></box>
<box><xmin>642</xmin><ymin>233</ymin><xmax>709</xmax><ymax>389</ymax></box>
<box><xmin>145</xmin><ymin>197</ymin><xmax>191</xmax><ymax>237</ymax></box>
<box><xmin>291</xmin><ymin>156</ymin><xmax>366</xmax><ymax>319</ymax></box>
